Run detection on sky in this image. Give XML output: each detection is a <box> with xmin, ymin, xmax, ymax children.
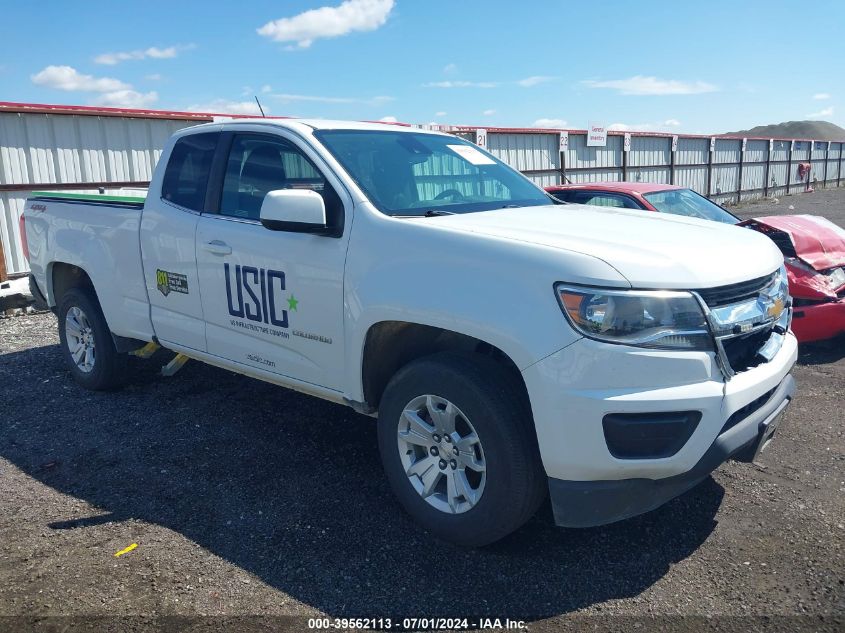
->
<box><xmin>0</xmin><ymin>0</ymin><xmax>842</xmax><ymax>134</ymax></box>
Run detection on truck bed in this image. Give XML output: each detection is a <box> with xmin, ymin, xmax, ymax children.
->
<box><xmin>25</xmin><ymin>191</ymin><xmax>154</xmax><ymax>343</ymax></box>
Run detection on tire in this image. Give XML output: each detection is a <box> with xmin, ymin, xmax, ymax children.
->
<box><xmin>57</xmin><ymin>287</ymin><xmax>127</xmax><ymax>391</ymax></box>
<box><xmin>377</xmin><ymin>351</ymin><xmax>546</xmax><ymax>547</ymax></box>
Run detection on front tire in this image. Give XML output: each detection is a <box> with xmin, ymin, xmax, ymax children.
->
<box><xmin>377</xmin><ymin>351</ymin><xmax>546</xmax><ymax>547</ymax></box>
<box><xmin>57</xmin><ymin>287</ymin><xmax>127</xmax><ymax>391</ymax></box>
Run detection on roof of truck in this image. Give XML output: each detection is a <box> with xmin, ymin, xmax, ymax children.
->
<box><xmin>201</xmin><ymin>117</ymin><xmax>446</xmax><ymax>134</ymax></box>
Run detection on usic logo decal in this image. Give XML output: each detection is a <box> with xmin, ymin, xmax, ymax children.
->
<box><xmin>224</xmin><ymin>263</ymin><xmax>289</xmax><ymax>328</ymax></box>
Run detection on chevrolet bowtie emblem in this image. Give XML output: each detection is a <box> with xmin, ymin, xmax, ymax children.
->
<box><xmin>767</xmin><ymin>297</ymin><xmax>785</xmax><ymax>319</ymax></box>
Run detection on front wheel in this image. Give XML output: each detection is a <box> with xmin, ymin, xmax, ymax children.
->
<box><xmin>377</xmin><ymin>351</ymin><xmax>546</xmax><ymax>547</ymax></box>
<box><xmin>57</xmin><ymin>288</ymin><xmax>127</xmax><ymax>391</ymax></box>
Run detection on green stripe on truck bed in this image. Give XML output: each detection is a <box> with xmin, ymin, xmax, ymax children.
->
<box><xmin>31</xmin><ymin>191</ymin><xmax>147</xmax><ymax>204</ymax></box>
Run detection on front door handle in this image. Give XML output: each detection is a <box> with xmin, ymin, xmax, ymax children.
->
<box><xmin>202</xmin><ymin>240</ymin><xmax>232</xmax><ymax>256</ymax></box>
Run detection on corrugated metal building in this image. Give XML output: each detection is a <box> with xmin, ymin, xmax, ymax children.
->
<box><xmin>0</xmin><ymin>102</ymin><xmax>220</xmax><ymax>277</ymax></box>
<box><xmin>2</xmin><ymin>101</ymin><xmax>845</xmax><ymax>277</ymax></box>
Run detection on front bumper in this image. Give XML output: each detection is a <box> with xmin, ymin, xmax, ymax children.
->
<box><xmin>791</xmin><ymin>298</ymin><xmax>845</xmax><ymax>343</ymax></box>
<box><xmin>548</xmin><ymin>373</ymin><xmax>794</xmax><ymax>527</ymax></box>
<box><xmin>522</xmin><ymin>329</ymin><xmax>798</xmax><ymax>527</ymax></box>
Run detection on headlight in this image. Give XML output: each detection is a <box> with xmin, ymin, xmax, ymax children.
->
<box><xmin>555</xmin><ymin>284</ymin><xmax>712</xmax><ymax>350</ymax></box>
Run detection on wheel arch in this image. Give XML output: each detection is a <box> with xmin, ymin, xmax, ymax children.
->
<box><xmin>48</xmin><ymin>261</ymin><xmax>95</xmax><ymax>308</ymax></box>
<box><xmin>359</xmin><ymin>320</ymin><xmax>531</xmax><ymax>415</ymax></box>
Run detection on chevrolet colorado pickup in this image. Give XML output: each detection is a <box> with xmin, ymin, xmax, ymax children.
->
<box><xmin>23</xmin><ymin>119</ymin><xmax>797</xmax><ymax>546</ymax></box>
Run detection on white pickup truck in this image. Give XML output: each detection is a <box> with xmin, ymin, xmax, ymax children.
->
<box><xmin>23</xmin><ymin>119</ymin><xmax>797</xmax><ymax>546</ymax></box>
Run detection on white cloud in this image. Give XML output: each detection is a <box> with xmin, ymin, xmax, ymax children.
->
<box><xmin>261</xmin><ymin>84</ymin><xmax>273</xmax><ymax>93</ymax></box>
<box><xmin>257</xmin><ymin>0</ymin><xmax>394</xmax><ymax>48</ymax></box>
<box><xmin>31</xmin><ymin>65</ymin><xmax>130</xmax><ymax>92</ymax></box>
<box><xmin>422</xmin><ymin>80</ymin><xmax>499</xmax><ymax>88</ymax></box>
<box><xmin>272</xmin><ymin>92</ymin><xmax>393</xmax><ymax>105</ymax></box>
<box><xmin>482</xmin><ymin>109</ymin><xmax>496</xmax><ymax>116</ymax></box>
<box><xmin>145</xmin><ymin>73</ymin><xmax>162</xmax><ymax>81</ymax></box>
<box><xmin>187</xmin><ymin>99</ymin><xmax>268</xmax><ymax>115</ymax></box>
<box><xmin>379</xmin><ymin>115</ymin><xmax>397</xmax><ymax>122</ymax></box>
<box><xmin>532</xmin><ymin>118</ymin><xmax>567</xmax><ymax>128</ymax></box>
<box><xmin>812</xmin><ymin>93</ymin><xmax>831</xmax><ymax>100</ymax></box>
<box><xmin>517</xmin><ymin>75</ymin><xmax>554</xmax><ymax>87</ymax></box>
<box><xmin>423</xmin><ymin>76</ymin><xmax>555</xmax><ymax>89</ymax></box>
<box><xmin>608</xmin><ymin>119</ymin><xmax>683</xmax><ymax>132</ymax></box>
<box><xmin>93</xmin><ymin>90</ymin><xmax>158</xmax><ymax>108</ymax></box>
<box><xmin>443</xmin><ymin>63</ymin><xmax>458</xmax><ymax>75</ymax></box>
<box><xmin>582</xmin><ymin>75</ymin><xmax>717</xmax><ymax>95</ymax></box>
<box><xmin>435</xmin><ymin>111</ymin><xmax>447</xmax><ymax>117</ymax></box>
<box><xmin>807</xmin><ymin>106</ymin><xmax>834</xmax><ymax>118</ymax></box>
<box><xmin>94</xmin><ymin>45</ymin><xmax>193</xmax><ymax>65</ymax></box>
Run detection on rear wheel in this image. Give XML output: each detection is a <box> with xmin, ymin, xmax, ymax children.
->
<box><xmin>377</xmin><ymin>351</ymin><xmax>545</xmax><ymax>547</ymax></box>
<box><xmin>57</xmin><ymin>288</ymin><xmax>127</xmax><ymax>390</ymax></box>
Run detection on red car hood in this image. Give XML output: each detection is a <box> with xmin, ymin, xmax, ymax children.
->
<box><xmin>740</xmin><ymin>215</ymin><xmax>845</xmax><ymax>271</ymax></box>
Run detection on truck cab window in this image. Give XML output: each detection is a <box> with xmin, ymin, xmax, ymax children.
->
<box><xmin>161</xmin><ymin>133</ymin><xmax>219</xmax><ymax>211</ymax></box>
<box><xmin>315</xmin><ymin>130</ymin><xmax>550</xmax><ymax>217</ymax></box>
<box><xmin>219</xmin><ymin>135</ymin><xmax>342</xmax><ymax>230</ymax></box>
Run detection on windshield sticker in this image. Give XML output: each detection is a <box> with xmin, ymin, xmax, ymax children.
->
<box><xmin>447</xmin><ymin>144</ymin><xmax>496</xmax><ymax>166</ymax></box>
<box><xmin>156</xmin><ymin>269</ymin><xmax>189</xmax><ymax>297</ymax></box>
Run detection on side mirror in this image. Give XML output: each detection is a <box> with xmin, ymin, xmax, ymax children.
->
<box><xmin>259</xmin><ymin>189</ymin><xmax>328</xmax><ymax>234</ymax></box>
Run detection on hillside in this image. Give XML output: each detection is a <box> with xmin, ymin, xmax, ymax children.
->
<box><xmin>726</xmin><ymin>120</ymin><xmax>845</xmax><ymax>140</ymax></box>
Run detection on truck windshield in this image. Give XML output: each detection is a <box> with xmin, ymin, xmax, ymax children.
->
<box><xmin>314</xmin><ymin>129</ymin><xmax>553</xmax><ymax>216</ymax></box>
<box><xmin>643</xmin><ymin>188</ymin><xmax>739</xmax><ymax>224</ymax></box>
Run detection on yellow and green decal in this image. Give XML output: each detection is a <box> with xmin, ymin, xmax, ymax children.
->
<box><xmin>156</xmin><ymin>269</ymin><xmax>189</xmax><ymax>297</ymax></box>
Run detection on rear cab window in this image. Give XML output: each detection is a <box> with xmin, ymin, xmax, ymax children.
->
<box><xmin>161</xmin><ymin>133</ymin><xmax>219</xmax><ymax>211</ymax></box>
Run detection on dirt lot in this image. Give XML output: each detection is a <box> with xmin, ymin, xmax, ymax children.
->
<box><xmin>1</xmin><ymin>188</ymin><xmax>844</xmax><ymax>631</ymax></box>
<box><xmin>730</xmin><ymin>185</ymin><xmax>845</xmax><ymax>225</ymax></box>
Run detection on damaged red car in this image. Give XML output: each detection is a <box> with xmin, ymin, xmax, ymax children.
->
<box><xmin>545</xmin><ymin>182</ymin><xmax>845</xmax><ymax>343</ymax></box>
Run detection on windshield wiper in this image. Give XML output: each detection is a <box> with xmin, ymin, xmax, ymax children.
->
<box><xmin>424</xmin><ymin>209</ymin><xmax>455</xmax><ymax>217</ymax></box>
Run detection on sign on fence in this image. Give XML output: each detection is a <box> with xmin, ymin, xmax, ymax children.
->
<box><xmin>587</xmin><ymin>122</ymin><xmax>607</xmax><ymax>147</ymax></box>
<box><xmin>559</xmin><ymin>132</ymin><xmax>568</xmax><ymax>152</ymax></box>
<box><xmin>475</xmin><ymin>128</ymin><xmax>487</xmax><ymax>149</ymax></box>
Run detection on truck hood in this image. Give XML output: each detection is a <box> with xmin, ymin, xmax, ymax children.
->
<box><xmin>428</xmin><ymin>204</ymin><xmax>783</xmax><ymax>289</ymax></box>
<box><xmin>740</xmin><ymin>215</ymin><xmax>845</xmax><ymax>271</ymax></box>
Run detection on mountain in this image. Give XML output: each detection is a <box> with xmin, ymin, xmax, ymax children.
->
<box><xmin>726</xmin><ymin>120</ymin><xmax>845</xmax><ymax>140</ymax></box>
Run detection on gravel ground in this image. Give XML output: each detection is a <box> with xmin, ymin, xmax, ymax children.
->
<box><xmin>1</xmin><ymin>188</ymin><xmax>844</xmax><ymax>631</ymax></box>
<box><xmin>730</xmin><ymin>185</ymin><xmax>845</xmax><ymax>224</ymax></box>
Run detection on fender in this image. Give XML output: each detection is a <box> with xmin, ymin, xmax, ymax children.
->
<box><xmin>39</xmin><ymin>208</ymin><xmax>153</xmax><ymax>342</ymax></box>
<box><xmin>341</xmin><ymin>206</ymin><xmax>628</xmax><ymax>402</ymax></box>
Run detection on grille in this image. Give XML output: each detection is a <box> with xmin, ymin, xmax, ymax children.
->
<box><xmin>721</xmin><ymin>327</ymin><xmax>773</xmax><ymax>373</ymax></box>
<box><xmin>695</xmin><ymin>273</ymin><xmax>775</xmax><ymax>308</ymax></box>
<box><xmin>720</xmin><ymin>387</ymin><xmax>776</xmax><ymax>435</ymax></box>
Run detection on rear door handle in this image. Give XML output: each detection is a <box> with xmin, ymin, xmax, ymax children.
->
<box><xmin>202</xmin><ymin>240</ymin><xmax>232</xmax><ymax>256</ymax></box>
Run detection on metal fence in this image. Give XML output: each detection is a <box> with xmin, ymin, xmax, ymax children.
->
<box><xmin>2</xmin><ymin>101</ymin><xmax>844</xmax><ymax>277</ymax></box>
<box><xmin>436</xmin><ymin>125</ymin><xmax>845</xmax><ymax>207</ymax></box>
